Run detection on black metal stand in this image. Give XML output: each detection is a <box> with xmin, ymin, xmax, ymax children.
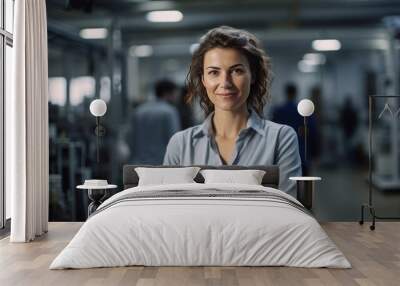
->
<box><xmin>359</xmin><ymin>204</ymin><xmax>376</xmax><ymax>230</ymax></box>
<box><xmin>304</xmin><ymin>116</ymin><xmax>307</xmax><ymax>162</ymax></box>
<box><xmin>296</xmin><ymin>180</ymin><xmax>314</xmax><ymax>210</ymax></box>
<box><xmin>94</xmin><ymin>117</ymin><xmax>106</xmax><ymax>164</ymax></box>
<box><xmin>87</xmin><ymin>189</ymin><xmax>108</xmax><ymax>216</ymax></box>
<box><xmin>359</xmin><ymin>95</ymin><xmax>400</xmax><ymax>230</ymax></box>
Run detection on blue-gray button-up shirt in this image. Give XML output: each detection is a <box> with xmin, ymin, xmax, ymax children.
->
<box><xmin>163</xmin><ymin>109</ymin><xmax>302</xmax><ymax>197</ymax></box>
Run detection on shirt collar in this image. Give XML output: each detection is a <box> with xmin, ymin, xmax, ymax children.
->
<box><xmin>193</xmin><ymin>108</ymin><xmax>265</xmax><ymax>138</ymax></box>
<box><xmin>193</xmin><ymin>112</ymin><xmax>214</xmax><ymax>138</ymax></box>
<box><xmin>246</xmin><ymin>108</ymin><xmax>265</xmax><ymax>136</ymax></box>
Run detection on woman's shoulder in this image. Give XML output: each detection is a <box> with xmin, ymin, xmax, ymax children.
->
<box><xmin>252</xmin><ymin>118</ymin><xmax>297</xmax><ymax>145</ymax></box>
<box><xmin>169</xmin><ymin>123</ymin><xmax>205</xmax><ymax>141</ymax></box>
<box><xmin>260</xmin><ymin>118</ymin><xmax>296</xmax><ymax>135</ymax></box>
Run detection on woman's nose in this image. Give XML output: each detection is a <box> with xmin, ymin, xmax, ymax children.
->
<box><xmin>220</xmin><ymin>72</ymin><xmax>233</xmax><ymax>88</ymax></box>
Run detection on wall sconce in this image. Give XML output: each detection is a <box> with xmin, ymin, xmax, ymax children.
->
<box><xmin>89</xmin><ymin>99</ymin><xmax>107</xmax><ymax>163</ymax></box>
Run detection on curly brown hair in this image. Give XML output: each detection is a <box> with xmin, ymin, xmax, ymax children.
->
<box><xmin>186</xmin><ymin>26</ymin><xmax>273</xmax><ymax>117</ymax></box>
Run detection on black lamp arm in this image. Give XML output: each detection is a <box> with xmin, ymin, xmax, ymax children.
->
<box><xmin>304</xmin><ymin>116</ymin><xmax>307</xmax><ymax>163</ymax></box>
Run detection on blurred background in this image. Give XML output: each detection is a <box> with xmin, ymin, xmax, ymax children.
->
<box><xmin>44</xmin><ymin>0</ymin><xmax>400</xmax><ymax>222</ymax></box>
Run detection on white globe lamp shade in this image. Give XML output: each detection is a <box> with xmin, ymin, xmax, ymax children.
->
<box><xmin>90</xmin><ymin>99</ymin><xmax>107</xmax><ymax>117</ymax></box>
<box><xmin>297</xmin><ymin>99</ymin><xmax>315</xmax><ymax>117</ymax></box>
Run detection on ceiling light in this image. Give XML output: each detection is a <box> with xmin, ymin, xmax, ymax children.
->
<box><xmin>298</xmin><ymin>60</ymin><xmax>317</xmax><ymax>73</ymax></box>
<box><xmin>146</xmin><ymin>10</ymin><xmax>183</xmax><ymax>22</ymax></box>
<box><xmin>79</xmin><ymin>28</ymin><xmax>108</xmax><ymax>39</ymax></box>
<box><xmin>312</xmin><ymin>39</ymin><xmax>341</xmax><ymax>51</ymax></box>
<box><xmin>130</xmin><ymin>45</ymin><xmax>153</xmax><ymax>57</ymax></box>
<box><xmin>373</xmin><ymin>39</ymin><xmax>389</xmax><ymax>50</ymax></box>
<box><xmin>303</xmin><ymin>53</ymin><xmax>326</xmax><ymax>65</ymax></box>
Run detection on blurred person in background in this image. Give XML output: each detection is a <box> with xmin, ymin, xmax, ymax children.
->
<box><xmin>272</xmin><ymin>83</ymin><xmax>303</xmax><ymax>133</ymax></box>
<box><xmin>163</xmin><ymin>26</ymin><xmax>301</xmax><ymax>197</ymax></box>
<box><xmin>339</xmin><ymin>95</ymin><xmax>359</xmax><ymax>164</ymax></box>
<box><xmin>125</xmin><ymin>79</ymin><xmax>181</xmax><ymax>165</ymax></box>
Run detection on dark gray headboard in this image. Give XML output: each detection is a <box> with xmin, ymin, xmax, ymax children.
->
<box><xmin>123</xmin><ymin>165</ymin><xmax>279</xmax><ymax>189</ymax></box>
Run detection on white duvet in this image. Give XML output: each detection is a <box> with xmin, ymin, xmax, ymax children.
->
<box><xmin>50</xmin><ymin>183</ymin><xmax>351</xmax><ymax>269</ymax></box>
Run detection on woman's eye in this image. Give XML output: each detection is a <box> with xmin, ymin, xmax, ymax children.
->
<box><xmin>208</xmin><ymin>70</ymin><xmax>218</xmax><ymax>76</ymax></box>
<box><xmin>232</xmin><ymin>68</ymin><xmax>244</xmax><ymax>75</ymax></box>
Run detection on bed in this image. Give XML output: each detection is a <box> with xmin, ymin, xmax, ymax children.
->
<box><xmin>50</xmin><ymin>165</ymin><xmax>350</xmax><ymax>269</ymax></box>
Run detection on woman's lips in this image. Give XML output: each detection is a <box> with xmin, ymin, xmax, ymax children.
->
<box><xmin>216</xmin><ymin>92</ymin><xmax>237</xmax><ymax>97</ymax></box>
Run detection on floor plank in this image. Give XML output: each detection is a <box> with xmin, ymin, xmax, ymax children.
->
<box><xmin>0</xmin><ymin>222</ymin><xmax>399</xmax><ymax>286</ymax></box>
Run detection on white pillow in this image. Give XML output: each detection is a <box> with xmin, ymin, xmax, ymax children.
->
<box><xmin>200</xmin><ymin>169</ymin><xmax>266</xmax><ymax>185</ymax></box>
<box><xmin>135</xmin><ymin>167</ymin><xmax>201</xmax><ymax>186</ymax></box>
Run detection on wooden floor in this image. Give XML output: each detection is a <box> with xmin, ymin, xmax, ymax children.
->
<box><xmin>0</xmin><ymin>222</ymin><xmax>399</xmax><ymax>286</ymax></box>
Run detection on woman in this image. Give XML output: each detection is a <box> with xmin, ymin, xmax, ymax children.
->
<box><xmin>163</xmin><ymin>26</ymin><xmax>301</xmax><ymax>197</ymax></box>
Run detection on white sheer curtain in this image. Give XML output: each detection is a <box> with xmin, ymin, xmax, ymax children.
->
<box><xmin>7</xmin><ymin>0</ymin><xmax>49</xmax><ymax>242</ymax></box>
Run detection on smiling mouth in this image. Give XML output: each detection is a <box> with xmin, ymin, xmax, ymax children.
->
<box><xmin>216</xmin><ymin>92</ymin><xmax>237</xmax><ymax>97</ymax></box>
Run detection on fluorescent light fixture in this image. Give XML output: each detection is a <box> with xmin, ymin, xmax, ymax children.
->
<box><xmin>146</xmin><ymin>10</ymin><xmax>183</xmax><ymax>22</ymax></box>
<box><xmin>312</xmin><ymin>39</ymin><xmax>341</xmax><ymax>51</ymax></box>
<box><xmin>303</xmin><ymin>53</ymin><xmax>326</xmax><ymax>65</ymax></box>
<box><xmin>79</xmin><ymin>28</ymin><xmax>108</xmax><ymax>39</ymax></box>
<box><xmin>130</xmin><ymin>45</ymin><xmax>153</xmax><ymax>57</ymax></box>
<box><xmin>190</xmin><ymin>43</ymin><xmax>200</xmax><ymax>54</ymax></box>
<box><xmin>298</xmin><ymin>60</ymin><xmax>317</xmax><ymax>73</ymax></box>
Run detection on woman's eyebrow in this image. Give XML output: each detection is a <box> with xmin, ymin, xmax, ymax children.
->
<box><xmin>206</xmin><ymin>64</ymin><xmax>245</xmax><ymax>69</ymax></box>
<box><xmin>229</xmin><ymin>64</ymin><xmax>245</xmax><ymax>69</ymax></box>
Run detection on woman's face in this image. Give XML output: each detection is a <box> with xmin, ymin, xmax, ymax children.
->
<box><xmin>202</xmin><ymin>47</ymin><xmax>252</xmax><ymax>113</ymax></box>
